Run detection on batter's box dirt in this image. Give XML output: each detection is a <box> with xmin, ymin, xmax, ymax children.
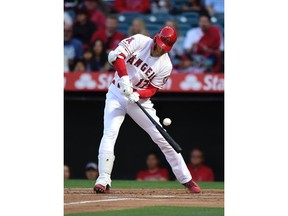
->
<box><xmin>64</xmin><ymin>188</ymin><xmax>224</xmax><ymax>214</ymax></box>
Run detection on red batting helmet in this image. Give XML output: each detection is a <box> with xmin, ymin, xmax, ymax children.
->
<box><xmin>154</xmin><ymin>26</ymin><xmax>177</xmax><ymax>52</ymax></box>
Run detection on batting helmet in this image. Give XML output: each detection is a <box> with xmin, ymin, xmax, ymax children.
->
<box><xmin>154</xmin><ymin>26</ymin><xmax>177</xmax><ymax>52</ymax></box>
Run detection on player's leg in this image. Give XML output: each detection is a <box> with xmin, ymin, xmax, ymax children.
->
<box><xmin>94</xmin><ymin>89</ymin><xmax>126</xmax><ymax>193</ymax></box>
<box><xmin>127</xmin><ymin>101</ymin><xmax>192</xmax><ymax>184</ymax></box>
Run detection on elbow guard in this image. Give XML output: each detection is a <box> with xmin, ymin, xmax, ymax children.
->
<box><xmin>108</xmin><ymin>46</ymin><xmax>126</xmax><ymax>65</ymax></box>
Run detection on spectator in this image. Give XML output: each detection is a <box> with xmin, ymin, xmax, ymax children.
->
<box><xmin>85</xmin><ymin>162</ymin><xmax>99</xmax><ymax>180</ymax></box>
<box><xmin>205</xmin><ymin>0</ymin><xmax>224</xmax><ymax>15</ymax></box>
<box><xmin>90</xmin><ymin>40</ymin><xmax>110</xmax><ymax>71</ymax></box>
<box><xmin>179</xmin><ymin>0</ymin><xmax>207</xmax><ymax>14</ymax></box>
<box><xmin>136</xmin><ymin>152</ymin><xmax>169</xmax><ymax>181</ymax></box>
<box><xmin>90</xmin><ymin>15</ymin><xmax>126</xmax><ymax>52</ymax></box>
<box><xmin>151</xmin><ymin>0</ymin><xmax>171</xmax><ymax>14</ymax></box>
<box><xmin>64</xmin><ymin>11</ymin><xmax>73</xmax><ymax>26</ymax></box>
<box><xmin>187</xmin><ymin>148</ymin><xmax>214</xmax><ymax>182</ymax></box>
<box><xmin>82</xmin><ymin>48</ymin><xmax>94</xmax><ymax>71</ymax></box>
<box><xmin>82</xmin><ymin>0</ymin><xmax>106</xmax><ymax>30</ymax></box>
<box><xmin>128</xmin><ymin>18</ymin><xmax>150</xmax><ymax>37</ymax></box>
<box><xmin>96</xmin><ymin>0</ymin><xmax>110</xmax><ymax>15</ymax></box>
<box><xmin>115</xmin><ymin>0</ymin><xmax>150</xmax><ymax>13</ymax></box>
<box><xmin>64</xmin><ymin>23</ymin><xmax>83</xmax><ymax>72</ymax></box>
<box><xmin>73</xmin><ymin>9</ymin><xmax>96</xmax><ymax>46</ymax></box>
<box><xmin>64</xmin><ymin>165</ymin><xmax>70</xmax><ymax>180</ymax></box>
<box><xmin>164</xmin><ymin>20</ymin><xmax>184</xmax><ymax>66</ymax></box>
<box><xmin>173</xmin><ymin>54</ymin><xmax>206</xmax><ymax>73</ymax></box>
<box><xmin>73</xmin><ymin>59</ymin><xmax>87</xmax><ymax>72</ymax></box>
<box><xmin>65</xmin><ymin>0</ymin><xmax>79</xmax><ymax>21</ymax></box>
<box><xmin>183</xmin><ymin>13</ymin><xmax>222</xmax><ymax>72</ymax></box>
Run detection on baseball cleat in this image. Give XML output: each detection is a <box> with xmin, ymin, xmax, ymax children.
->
<box><xmin>183</xmin><ymin>180</ymin><xmax>201</xmax><ymax>193</ymax></box>
<box><xmin>94</xmin><ymin>184</ymin><xmax>110</xmax><ymax>194</ymax></box>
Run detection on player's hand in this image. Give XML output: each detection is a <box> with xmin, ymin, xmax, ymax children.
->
<box><xmin>118</xmin><ymin>76</ymin><xmax>133</xmax><ymax>96</ymax></box>
<box><xmin>127</xmin><ymin>92</ymin><xmax>140</xmax><ymax>103</ymax></box>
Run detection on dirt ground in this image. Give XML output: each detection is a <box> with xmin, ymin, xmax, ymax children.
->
<box><xmin>64</xmin><ymin>188</ymin><xmax>224</xmax><ymax>214</ymax></box>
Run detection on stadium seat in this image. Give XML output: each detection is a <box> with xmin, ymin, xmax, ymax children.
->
<box><xmin>176</xmin><ymin>14</ymin><xmax>199</xmax><ymax>28</ymax></box>
<box><xmin>143</xmin><ymin>14</ymin><xmax>174</xmax><ymax>24</ymax></box>
<box><xmin>169</xmin><ymin>0</ymin><xmax>188</xmax><ymax>6</ymax></box>
<box><xmin>178</xmin><ymin>23</ymin><xmax>192</xmax><ymax>36</ymax></box>
<box><xmin>146</xmin><ymin>23</ymin><xmax>162</xmax><ymax>36</ymax></box>
<box><xmin>179</xmin><ymin>12</ymin><xmax>199</xmax><ymax>26</ymax></box>
<box><xmin>117</xmin><ymin>12</ymin><xmax>144</xmax><ymax>25</ymax></box>
<box><xmin>117</xmin><ymin>22</ymin><xmax>129</xmax><ymax>35</ymax></box>
<box><xmin>211</xmin><ymin>13</ymin><xmax>224</xmax><ymax>27</ymax></box>
<box><xmin>181</xmin><ymin>12</ymin><xmax>200</xmax><ymax>19</ymax></box>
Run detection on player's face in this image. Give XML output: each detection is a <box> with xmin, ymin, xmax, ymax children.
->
<box><xmin>151</xmin><ymin>43</ymin><xmax>167</xmax><ymax>57</ymax></box>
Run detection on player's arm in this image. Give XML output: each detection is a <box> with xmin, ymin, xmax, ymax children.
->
<box><xmin>127</xmin><ymin>84</ymin><xmax>158</xmax><ymax>102</ymax></box>
<box><xmin>108</xmin><ymin>35</ymin><xmax>146</xmax><ymax>96</ymax></box>
<box><xmin>108</xmin><ymin>34</ymin><xmax>146</xmax><ymax>75</ymax></box>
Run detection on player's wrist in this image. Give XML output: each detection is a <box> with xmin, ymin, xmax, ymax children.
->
<box><xmin>118</xmin><ymin>76</ymin><xmax>133</xmax><ymax>96</ymax></box>
<box><xmin>127</xmin><ymin>92</ymin><xmax>140</xmax><ymax>103</ymax></box>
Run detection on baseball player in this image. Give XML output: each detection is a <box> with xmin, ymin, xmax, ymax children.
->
<box><xmin>94</xmin><ymin>26</ymin><xmax>201</xmax><ymax>193</ymax></box>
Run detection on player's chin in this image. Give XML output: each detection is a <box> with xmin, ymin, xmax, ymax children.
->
<box><xmin>156</xmin><ymin>52</ymin><xmax>166</xmax><ymax>57</ymax></box>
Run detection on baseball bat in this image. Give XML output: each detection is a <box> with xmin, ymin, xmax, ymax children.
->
<box><xmin>135</xmin><ymin>101</ymin><xmax>183</xmax><ymax>153</ymax></box>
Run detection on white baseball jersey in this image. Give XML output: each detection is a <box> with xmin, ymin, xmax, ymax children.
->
<box><xmin>113</xmin><ymin>34</ymin><xmax>173</xmax><ymax>90</ymax></box>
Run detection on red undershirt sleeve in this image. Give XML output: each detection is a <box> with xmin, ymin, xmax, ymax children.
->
<box><xmin>136</xmin><ymin>84</ymin><xmax>158</xmax><ymax>98</ymax></box>
<box><xmin>113</xmin><ymin>53</ymin><xmax>127</xmax><ymax>77</ymax></box>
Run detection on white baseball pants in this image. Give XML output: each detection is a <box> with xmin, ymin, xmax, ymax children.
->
<box><xmin>96</xmin><ymin>84</ymin><xmax>192</xmax><ymax>187</ymax></box>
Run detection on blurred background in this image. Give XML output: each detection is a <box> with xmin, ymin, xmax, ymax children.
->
<box><xmin>64</xmin><ymin>0</ymin><xmax>224</xmax><ymax>181</ymax></box>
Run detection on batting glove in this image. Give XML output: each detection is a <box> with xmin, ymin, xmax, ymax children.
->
<box><xmin>127</xmin><ymin>92</ymin><xmax>140</xmax><ymax>103</ymax></box>
<box><xmin>118</xmin><ymin>76</ymin><xmax>133</xmax><ymax>96</ymax></box>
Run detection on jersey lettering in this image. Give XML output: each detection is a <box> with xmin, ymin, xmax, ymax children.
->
<box><xmin>145</xmin><ymin>68</ymin><xmax>156</xmax><ymax>79</ymax></box>
<box><xmin>135</xmin><ymin>79</ymin><xmax>150</xmax><ymax>88</ymax></box>
<box><xmin>134</xmin><ymin>59</ymin><xmax>143</xmax><ymax>67</ymax></box>
<box><xmin>125</xmin><ymin>37</ymin><xmax>134</xmax><ymax>44</ymax></box>
<box><xmin>126</xmin><ymin>56</ymin><xmax>156</xmax><ymax>81</ymax></box>
<box><xmin>127</xmin><ymin>55</ymin><xmax>136</xmax><ymax>64</ymax></box>
<box><xmin>141</xmin><ymin>63</ymin><xmax>148</xmax><ymax>71</ymax></box>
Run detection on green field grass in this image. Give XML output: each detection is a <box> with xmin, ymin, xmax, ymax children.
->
<box><xmin>64</xmin><ymin>180</ymin><xmax>224</xmax><ymax>190</ymax></box>
<box><xmin>66</xmin><ymin>206</ymin><xmax>224</xmax><ymax>216</ymax></box>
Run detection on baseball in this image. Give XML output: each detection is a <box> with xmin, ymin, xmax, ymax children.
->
<box><xmin>163</xmin><ymin>118</ymin><xmax>172</xmax><ymax>126</ymax></box>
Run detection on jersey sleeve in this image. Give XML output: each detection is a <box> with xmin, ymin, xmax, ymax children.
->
<box><xmin>117</xmin><ymin>34</ymin><xmax>149</xmax><ymax>58</ymax></box>
<box><xmin>150</xmin><ymin>61</ymin><xmax>172</xmax><ymax>89</ymax></box>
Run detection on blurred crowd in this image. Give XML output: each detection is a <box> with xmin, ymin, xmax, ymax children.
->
<box><xmin>65</xmin><ymin>148</ymin><xmax>214</xmax><ymax>181</ymax></box>
<box><xmin>64</xmin><ymin>0</ymin><xmax>224</xmax><ymax>73</ymax></box>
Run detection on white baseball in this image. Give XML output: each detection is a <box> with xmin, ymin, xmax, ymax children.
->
<box><xmin>163</xmin><ymin>118</ymin><xmax>172</xmax><ymax>126</ymax></box>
